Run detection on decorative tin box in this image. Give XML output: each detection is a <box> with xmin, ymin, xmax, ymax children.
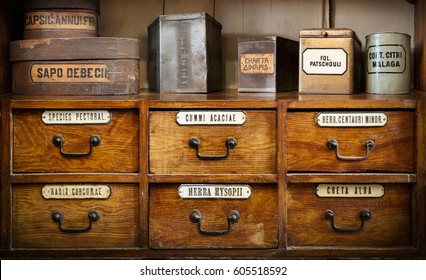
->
<box><xmin>10</xmin><ymin>37</ymin><xmax>140</xmax><ymax>95</ymax></box>
<box><xmin>238</xmin><ymin>36</ymin><xmax>299</xmax><ymax>92</ymax></box>
<box><xmin>23</xmin><ymin>0</ymin><xmax>100</xmax><ymax>39</ymax></box>
<box><xmin>299</xmin><ymin>28</ymin><xmax>362</xmax><ymax>94</ymax></box>
<box><xmin>148</xmin><ymin>12</ymin><xmax>223</xmax><ymax>93</ymax></box>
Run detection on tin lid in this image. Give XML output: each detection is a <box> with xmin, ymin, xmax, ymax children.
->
<box><xmin>300</xmin><ymin>28</ymin><xmax>360</xmax><ymax>43</ymax></box>
<box><xmin>238</xmin><ymin>36</ymin><xmax>298</xmax><ymax>44</ymax></box>
<box><xmin>23</xmin><ymin>0</ymin><xmax>100</xmax><ymax>12</ymax></box>
<box><xmin>365</xmin><ymin>31</ymin><xmax>411</xmax><ymax>38</ymax></box>
<box><xmin>149</xmin><ymin>12</ymin><xmax>222</xmax><ymax>30</ymax></box>
<box><xmin>10</xmin><ymin>37</ymin><xmax>140</xmax><ymax>61</ymax></box>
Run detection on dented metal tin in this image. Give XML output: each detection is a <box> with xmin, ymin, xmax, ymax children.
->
<box><xmin>238</xmin><ymin>36</ymin><xmax>299</xmax><ymax>92</ymax></box>
<box><xmin>366</xmin><ymin>32</ymin><xmax>411</xmax><ymax>94</ymax></box>
<box><xmin>148</xmin><ymin>12</ymin><xmax>223</xmax><ymax>93</ymax></box>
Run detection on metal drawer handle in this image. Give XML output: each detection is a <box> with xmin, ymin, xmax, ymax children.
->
<box><xmin>327</xmin><ymin>138</ymin><xmax>374</xmax><ymax>161</ymax></box>
<box><xmin>51</xmin><ymin>210</ymin><xmax>100</xmax><ymax>233</ymax></box>
<box><xmin>325</xmin><ymin>209</ymin><xmax>371</xmax><ymax>232</ymax></box>
<box><xmin>189</xmin><ymin>137</ymin><xmax>237</xmax><ymax>160</ymax></box>
<box><xmin>190</xmin><ymin>209</ymin><xmax>240</xmax><ymax>235</ymax></box>
<box><xmin>53</xmin><ymin>135</ymin><xmax>101</xmax><ymax>157</ymax></box>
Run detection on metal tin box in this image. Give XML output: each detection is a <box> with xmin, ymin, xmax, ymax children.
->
<box><xmin>23</xmin><ymin>0</ymin><xmax>100</xmax><ymax>39</ymax></box>
<box><xmin>10</xmin><ymin>37</ymin><xmax>140</xmax><ymax>95</ymax></box>
<box><xmin>299</xmin><ymin>28</ymin><xmax>362</xmax><ymax>94</ymax></box>
<box><xmin>148</xmin><ymin>12</ymin><xmax>223</xmax><ymax>93</ymax></box>
<box><xmin>366</xmin><ymin>32</ymin><xmax>411</xmax><ymax>94</ymax></box>
<box><xmin>238</xmin><ymin>36</ymin><xmax>299</xmax><ymax>92</ymax></box>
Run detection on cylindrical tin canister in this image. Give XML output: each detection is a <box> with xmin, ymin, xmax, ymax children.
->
<box><xmin>366</xmin><ymin>32</ymin><xmax>411</xmax><ymax>94</ymax></box>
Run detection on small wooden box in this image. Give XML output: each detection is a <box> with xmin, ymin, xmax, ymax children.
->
<box><xmin>148</xmin><ymin>12</ymin><xmax>222</xmax><ymax>93</ymax></box>
<box><xmin>23</xmin><ymin>0</ymin><xmax>100</xmax><ymax>39</ymax></box>
<box><xmin>238</xmin><ymin>36</ymin><xmax>298</xmax><ymax>92</ymax></box>
<box><xmin>10</xmin><ymin>37</ymin><xmax>140</xmax><ymax>95</ymax></box>
<box><xmin>299</xmin><ymin>28</ymin><xmax>362</xmax><ymax>94</ymax></box>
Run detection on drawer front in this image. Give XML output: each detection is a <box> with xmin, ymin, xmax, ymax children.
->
<box><xmin>13</xmin><ymin>109</ymin><xmax>139</xmax><ymax>173</ymax></box>
<box><xmin>287</xmin><ymin>111</ymin><xmax>414</xmax><ymax>172</ymax></box>
<box><xmin>149</xmin><ymin>184</ymin><xmax>278</xmax><ymax>249</ymax></box>
<box><xmin>12</xmin><ymin>184</ymin><xmax>139</xmax><ymax>248</ymax></box>
<box><xmin>149</xmin><ymin>110</ymin><xmax>276</xmax><ymax>174</ymax></box>
<box><xmin>287</xmin><ymin>183</ymin><xmax>412</xmax><ymax>247</ymax></box>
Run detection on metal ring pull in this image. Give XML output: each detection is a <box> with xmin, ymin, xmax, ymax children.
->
<box><xmin>189</xmin><ymin>137</ymin><xmax>237</xmax><ymax>160</ymax></box>
<box><xmin>51</xmin><ymin>210</ymin><xmax>100</xmax><ymax>233</ymax></box>
<box><xmin>325</xmin><ymin>209</ymin><xmax>371</xmax><ymax>232</ymax></box>
<box><xmin>190</xmin><ymin>209</ymin><xmax>240</xmax><ymax>235</ymax></box>
<box><xmin>53</xmin><ymin>135</ymin><xmax>101</xmax><ymax>157</ymax></box>
<box><xmin>327</xmin><ymin>138</ymin><xmax>374</xmax><ymax>161</ymax></box>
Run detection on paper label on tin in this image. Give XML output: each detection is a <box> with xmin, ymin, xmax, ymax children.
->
<box><xmin>367</xmin><ymin>45</ymin><xmax>406</xmax><ymax>74</ymax></box>
<box><xmin>178</xmin><ymin>184</ymin><xmax>252</xmax><ymax>199</ymax></box>
<box><xmin>176</xmin><ymin>111</ymin><xmax>246</xmax><ymax>125</ymax></box>
<box><xmin>316</xmin><ymin>184</ymin><xmax>384</xmax><ymax>198</ymax></box>
<box><xmin>42</xmin><ymin>110</ymin><xmax>111</xmax><ymax>124</ymax></box>
<box><xmin>24</xmin><ymin>11</ymin><xmax>97</xmax><ymax>31</ymax></box>
<box><xmin>316</xmin><ymin>112</ymin><xmax>387</xmax><ymax>127</ymax></box>
<box><xmin>240</xmin><ymin>53</ymin><xmax>274</xmax><ymax>74</ymax></box>
<box><xmin>42</xmin><ymin>184</ymin><xmax>111</xmax><ymax>199</ymax></box>
<box><xmin>30</xmin><ymin>64</ymin><xmax>109</xmax><ymax>83</ymax></box>
<box><xmin>302</xmin><ymin>48</ymin><xmax>348</xmax><ymax>75</ymax></box>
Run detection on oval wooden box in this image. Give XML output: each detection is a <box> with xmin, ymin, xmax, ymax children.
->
<box><xmin>12</xmin><ymin>184</ymin><xmax>139</xmax><ymax>248</ymax></box>
<box><xmin>10</xmin><ymin>37</ymin><xmax>140</xmax><ymax>95</ymax></box>
<box><xmin>149</xmin><ymin>184</ymin><xmax>278</xmax><ymax>249</ymax></box>
<box><xmin>23</xmin><ymin>0</ymin><xmax>100</xmax><ymax>39</ymax></box>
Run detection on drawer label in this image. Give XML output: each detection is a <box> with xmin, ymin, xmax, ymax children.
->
<box><xmin>24</xmin><ymin>11</ymin><xmax>97</xmax><ymax>31</ymax></box>
<box><xmin>176</xmin><ymin>111</ymin><xmax>246</xmax><ymax>125</ymax></box>
<box><xmin>240</xmin><ymin>53</ymin><xmax>274</xmax><ymax>74</ymax></box>
<box><xmin>42</xmin><ymin>184</ymin><xmax>111</xmax><ymax>199</ymax></box>
<box><xmin>178</xmin><ymin>184</ymin><xmax>252</xmax><ymax>199</ymax></box>
<box><xmin>42</xmin><ymin>110</ymin><xmax>112</xmax><ymax>124</ymax></box>
<box><xmin>30</xmin><ymin>64</ymin><xmax>109</xmax><ymax>83</ymax></box>
<box><xmin>302</xmin><ymin>48</ymin><xmax>348</xmax><ymax>75</ymax></box>
<box><xmin>316</xmin><ymin>184</ymin><xmax>384</xmax><ymax>198</ymax></box>
<box><xmin>316</xmin><ymin>112</ymin><xmax>388</xmax><ymax>127</ymax></box>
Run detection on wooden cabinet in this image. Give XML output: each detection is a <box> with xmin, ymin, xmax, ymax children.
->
<box><xmin>1</xmin><ymin>0</ymin><xmax>426</xmax><ymax>259</ymax></box>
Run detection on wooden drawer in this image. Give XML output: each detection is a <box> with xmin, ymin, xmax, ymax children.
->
<box><xmin>149</xmin><ymin>184</ymin><xmax>278</xmax><ymax>249</ymax></box>
<box><xmin>13</xmin><ymin>109</ymin><xmax>139</xmax><ymax>173</ymax></box>
<box><xmin>287</xmin><ymin>111</ymin><xmax>414</xmax><ymax>172</ymax></box>
<box><xmin>149</xmin><ymin>110</ymin><xmax>276</xmax><ymax>174</ymax></box>
<box><xmin>287</xmin><ymin>183</ymin><xmax>412</xmax><ymax>247</ymax></box>
<box><xmin>12</xmin><ymin>184</ymin><xmax>139</xmax><ymax>248</ymax></box>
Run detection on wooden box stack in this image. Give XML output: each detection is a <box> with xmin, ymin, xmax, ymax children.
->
<box><xmin>11</xmin><ymin>0</ymin><xmax>140</xmax><ymax>96</ymax></box>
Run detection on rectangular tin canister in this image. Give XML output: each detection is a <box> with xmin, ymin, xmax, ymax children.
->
<box><xmin>148</xmin><ymin>12</ymin><xmax>223</xmax><ymax>93</ymax></box>
<box><xmin>238</xmin><ymin>36</ymin><xmax>299</xmax><ymax>92</ymax></box>
<box><xmin>299</xmin><ymin>28</ymin><xmax>362</xmax><ymax>94</ymax></box>
<box><xmin>23</xmin><ymin>0</ymin><xmax>100</xmax><ymax>39</ymax></box>
<box><xmin>366</xmin><ymin>32</ymin><xmax>411</xmax><ymax>94</ymax></box>
<box><xmin>10</xmin><ymin>37</ymin><xmax>140</xmax><ymax>95</ymax></box>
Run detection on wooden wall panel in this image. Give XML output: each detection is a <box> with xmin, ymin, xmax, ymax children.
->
<box><xmin>415</xmin><ymin>0</ymin><xmax>426</xmax><ymax>91</ymax></box>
